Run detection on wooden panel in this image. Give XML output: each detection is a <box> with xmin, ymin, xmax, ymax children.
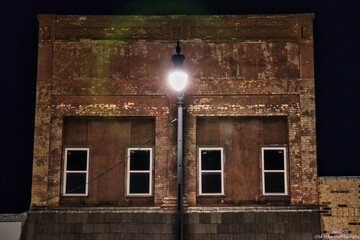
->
<box><xmin>196</xmin><ymin>116</ymin><xmax>288</xmax><ymax>205</ymax></box>
<box><xmin>262</xmin><ymin>117</ymin><xmax>288</xmax><ymax>144</ymax></box>
<box><xmin>225</xmin><ymin>118</ymin><xmax>261</xmax><ymax>203</ymax></box>
<box><xmin>87</xmin><ymin>119</ymin><xmax>126</xmax><ymax>205</ymax></box>
<box><xmin>62</xmin><ymin>117</ymin><xmax>88</xmax><ymax>145</ymax></box>
<box><xmin>131</xmin><ymin>118</ymin><xmax>156</xmax><ymax>146</ymax></box>
<box><xmin>196</xmin><ymin>117</ymin><xmax>220</xmax><ymax>145</ymax></box>
<box><xmin>61</xmin><ymin>117</ymin><xmax>155</xmax><ymax>206</ymax></box>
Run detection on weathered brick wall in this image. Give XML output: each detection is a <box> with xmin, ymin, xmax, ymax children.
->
<box><xmin>319</xmin><ymin>177</ymin><xmax>360</xmax><ymax>237</ymax></box>
<box><xmin>21</xmin><ymin>207</ymin><xmax>320</xmax><ymax>240</ymax></box>
<box><xmin>32</xmin><ymin>14</ymin><xmax>317</xmax><ymax>207</ymax></box>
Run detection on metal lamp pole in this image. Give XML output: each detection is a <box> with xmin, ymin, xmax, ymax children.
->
<box><xmin>176</xmin><ymin>93</ymin><xmax>184</xmax><ymax>240</ymax></box>
<box><xmin>169</xmin><ymin>41</ymin><xmax>188</xmax><ymax>240</ymax></box>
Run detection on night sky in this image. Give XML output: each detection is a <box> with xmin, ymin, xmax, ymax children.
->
<box><xmin>0</xmin><ymin>0</ymin><xmax>359</xmax><ymax>213</ymax></box>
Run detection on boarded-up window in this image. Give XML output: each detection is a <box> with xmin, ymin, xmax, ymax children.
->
<box><xmin>196</xmin><ymin>116</ymin><xmax>288</xmax><ymax>205</ymax></box>
<box><xmin>62</xmin><ymin>117</ymin><xmax>155</xmax><ymax>206</ymax></box>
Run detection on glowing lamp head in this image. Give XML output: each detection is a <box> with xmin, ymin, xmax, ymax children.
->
<box><xmin>169</xmin><ymin>41</ymin><xmax>188</xmax><ymax>92</ymax></box>
<box><xmin>168</xmin><ymin>70</ymin><xmax>188</xmax><ymax>92</ymax></box>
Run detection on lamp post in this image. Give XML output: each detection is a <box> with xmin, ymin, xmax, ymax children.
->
<box><xmin>168</xmin><ymin>41</ymin><xmax>188</xmax><ymax>240</ymax></box>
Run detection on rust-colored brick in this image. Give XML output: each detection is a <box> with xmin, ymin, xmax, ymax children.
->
<box><xmin>32</xmin><ymin>14</ymin><xmax>317</xmax><ymax>207</ymax></box>
<box><xmin>24</xmin><ymin>13</ymin><xmax>323</xmax><ymax>240</ymax></box>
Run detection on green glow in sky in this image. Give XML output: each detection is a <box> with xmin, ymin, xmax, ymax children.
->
<box><xmin>120</xmin><ymin>0</ymin><xmax>210</xmax><ymax>14</ymax></box>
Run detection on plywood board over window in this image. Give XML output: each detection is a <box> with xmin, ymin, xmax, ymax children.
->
<box><xmin>196</xmin><ymin>116</ymin><xmax>289</xmax><ymax>206</ymax></box>
<box><xmin>61</xmin><ymin>117</ymin><xmax>155</xmax><ymax>207</ymax></box>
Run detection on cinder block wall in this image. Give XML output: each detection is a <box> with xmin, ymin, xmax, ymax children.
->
<box><xmin>319</xmin><ymin>177</ymin><xmax>360</xmax><ymax>237</ymax></box>
<box><xmin>21</xmin><ymin>207</ymin><xmax>320</xmax><ymax>240</ymax></box>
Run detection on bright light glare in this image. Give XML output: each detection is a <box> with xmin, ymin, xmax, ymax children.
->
<box><xmin>168</xmin><ymin>71</ymin><xmax>188</xmax><ymax>92</ymax></box>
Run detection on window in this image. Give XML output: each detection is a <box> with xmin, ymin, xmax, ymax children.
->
<box><xmin>261</xmin><ymin>147</ymin><xmax>288</xmax><ymax>195</ymax></box>
<box><xmin>127</xmin><ymin>148</ymin><xmax>153</xmax><ymax>196</ymax></box>
<box><xmin>198</xmin><ymin>147</ymin><xmax>224</xmax><ymax>195</ymax></box>
<box><xmin>63</xmin><ymin>147</ymin><xmax>89</xmax><ymax>196</ymax></box>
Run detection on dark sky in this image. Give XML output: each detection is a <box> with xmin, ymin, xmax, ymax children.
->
<box><xmin>0</xmin><ymin>0</ymin><xmax>359</xmax><ymax>213</ymax></box>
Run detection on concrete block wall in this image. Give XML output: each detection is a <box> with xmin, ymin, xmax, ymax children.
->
<box><xmin>21</xmin><ymin>207</ymin><xmax>320</xmax><ymax>240</ymax></box>
<box><xmin>318</xmin><ymin>177</ymin><xmax>360</xmax><ymax>238</ymax></box>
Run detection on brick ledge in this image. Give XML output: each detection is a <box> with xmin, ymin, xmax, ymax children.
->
<box><xmin>29</xmin><ymin>205</ymin><xmax>320</xmax><ymax>213</ymax></box>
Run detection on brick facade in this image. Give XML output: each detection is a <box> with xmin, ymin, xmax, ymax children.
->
<box><xmin>319</xmin><ymin>177</ymin><xmax>360</xmax><ymax>237</ymax></box>
<box><xmin>26</xmin><ymin>14</ymin><xmax>319</xmax><ymax>239</ymax></box>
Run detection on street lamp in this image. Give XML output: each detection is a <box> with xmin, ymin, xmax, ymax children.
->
<box><xmin>169</xmin><ymin>41</ymin><xmax>188</xmax><ymax>92</ymax></box>
<box><xmin>168</xmin><ymin>41</ymin><xmax>188</xmax><ymax>240</ymax></box>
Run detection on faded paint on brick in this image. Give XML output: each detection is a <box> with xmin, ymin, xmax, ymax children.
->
<box><xmin>32</xmin><ymin>14</ymin><xmax>317</xmax><ymax>208</ymax></box>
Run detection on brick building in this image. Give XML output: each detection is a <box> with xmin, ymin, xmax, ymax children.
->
<box><xmin>318</xmin><ymin>177</ymin><xmax>360</xmax><ymax>238</ymax></box>
<box><xmin>22</xmin><ymin>14</ymin><xmax>320</xmax><ymax>239</ymax></box>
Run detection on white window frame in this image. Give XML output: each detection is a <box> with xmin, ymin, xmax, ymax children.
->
<box><xmin>63</xmin><ymin>147</ymin><xmax>90</xmax><ymax>196</ymax></box>
<box><xmin>126</xmin><ymin>147</ymin><xmax>153</xmax><ymax>197</ymax></box>
<box><xmin>198</xmin><ymin>147</ymin><xmax>225</xmax><ymax>196</ymax></box>
<box><xmin>261</xmin><ymin>146</ymin><xmax>288</xmax><ymax>196</ymax></box>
